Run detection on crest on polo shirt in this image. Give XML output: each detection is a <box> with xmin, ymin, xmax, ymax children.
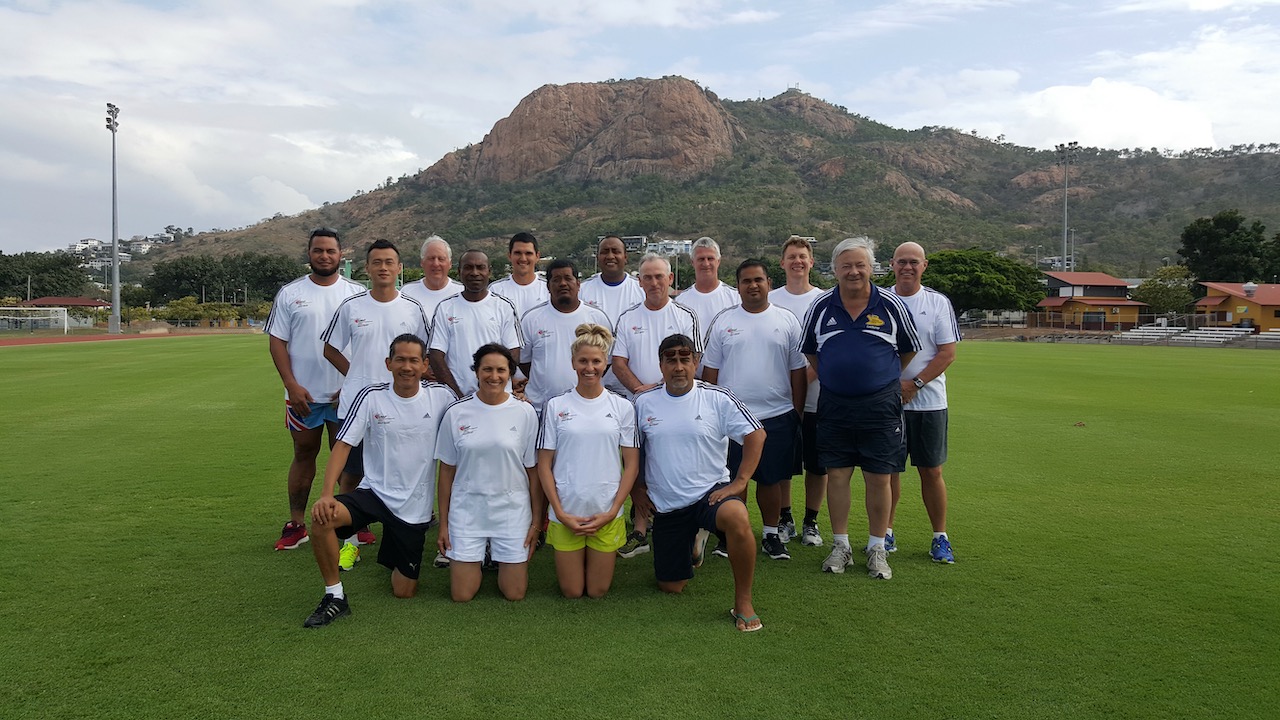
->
<box><xmin>866</xmin><ymin>314</ymin><xmax>885</xmax><ymax>328</ymax></box>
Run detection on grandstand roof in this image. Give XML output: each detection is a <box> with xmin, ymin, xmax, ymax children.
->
<box><xmin>1037</xmin><ymin>297</ymin><xmax>1147</xmax><ymax>308</ymax></box>
<box><xmin>21</xmin><ymin>296</ymin><xmax>111</xmax><ymax>308</ymax></box>
<box><xmin>1042</xmin><ymin>272</ymin><xmax>1130</xmax><ymax>287</ymax></box>
<box><xmin>1199</xmin><ymin>282</ymin><xmax>1280</xmax><ymax>305</ymax></box>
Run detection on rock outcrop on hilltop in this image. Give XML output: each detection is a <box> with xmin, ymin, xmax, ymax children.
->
<box><xmin>423</xmin><ymin>76</ymin><xmax>743</xmax><ymax>185</ymax></box>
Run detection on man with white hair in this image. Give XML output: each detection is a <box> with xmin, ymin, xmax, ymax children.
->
<box><xmin>800</xmin><ymin>237</ymin><xmax>920</xmax><ymax>580</ymax></box>
<box><xmin>400</xmin><ymin>235</ymin><xmax>463</xmax><ymax>321</ymax></box>
<box><xmin>612</xmin><ymin>252</ymin><xmax>701</xmax><ymax>558</ymax></box>
<box><xmin>886</xmin><ymin>241</ymin><xmax>959</xmax><ymax>564</ymax></box>
<box><xmin>675</xmin><ymin>237</ymin><xmax>739</xmax><ymax>341</ymax></box>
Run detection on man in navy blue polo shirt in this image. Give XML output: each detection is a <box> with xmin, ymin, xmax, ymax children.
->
<box><xmin>800</xmin><ymin>237</ymin><xmax>920</xmax><ymax>580</ymax></box>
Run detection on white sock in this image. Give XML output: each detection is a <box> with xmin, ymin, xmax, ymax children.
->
<box><xmin>868</xmin><ymin>535</ymin><xmax>886</xmax><ymax>550</ymax></box>
<box><xmin>934</xmin><ymin>532</ymin><xmax>948</xmax><ymax>540</ymax></box>
<box><xmin>762</xmin><ymin>525</ymin><xmax>778</xmax><ymax>537</ymax></box>
<box><xmin>325</xmin><ymin>582</ymin><xmax>344</xmax><ymax>600</ymax></box>
<box><xmin>886</xmin><ymin>527</ymin><xmax>894</xmax><ymax>536</ymax></box>
<box><xmin>833</xmin><ymin>533</ymin><xmax>850</xmax><ymax>548</ymax></box>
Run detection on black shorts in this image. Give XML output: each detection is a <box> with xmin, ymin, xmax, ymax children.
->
<box><xmin>651</xmin><ymin>484</ymin><xmax>744</xmax><ymax>583</ymax></box>
<box><xmin>728</xmin><ymin>411</ymin><xmax>799</xmax><ymax>486</ymax></box>
<box><xmin>342</xmin><ymin>440</ymin><xmax>364</xmax><ymax>477</ymax></box>
<box><xmin>792</xmin><ymin>411</ymin><xmax>827</xmax><ymax>476</ymax></box>
<box><xmin>904</xmin><ymin>409</ymin><xmax>948</xmax><ymax>468</ymax></box>
<box><xmin>816</xmin><ymin>381</ymin><xmax>906</xmax><ymax>474</ymax></box>
<box><xmin>335</xmin><ymin>489</ymin><xmax>429</xmax><ymax>580</ymax></box>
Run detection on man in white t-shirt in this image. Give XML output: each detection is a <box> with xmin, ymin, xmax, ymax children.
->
<box><xmin>767</xmin><ymin>236</ymin><xmax>828</xmax><ymax>547</ymax></box>
<box><xmin>579</xmin><ymin>235</ymin><xmax>644</xmax><ymax>328</ymax></box>
<box><xmin>633</xmin><ymin>333</ymin><xmax>765</xmax><ymax>632</ymax></box>
<box><xmin>702</xmin><ymin>260</ymin><xmax>807</xmax><ymax>562</ymax></box>
<box><xmin>266</xmin><ymin>228</ymin><xmax>366</xmax><ymax>551</ymax></box>
<box><xmin>302</xmin><ymin>333</ymin><xmax>456</xmax><ymax>627</ymax></box>
<box><xmin>428</xmin><ymin>250</ymin><xmax>522</xmax><ymax>398</ymax></box>
<box><xmin>489</xmin><ymin>232</ymin><xmax>548</xmax><ymax>319</ymax></box>
<box><xmin>399</xmin><ymin>235</ymin><xmax>463</xmax><ymax>322</ymax></box>
<box><xmin>579</xmin><ymin>235</ymin><xmax>644</xmax><ymax>394</ymax></box>
<box><xmin>674</xmin><ymin>236</ymin><xmax>738</xmax><ymax>345</ymax></box>
<box><xmin>611</xmin><ymin>253</ymin><xmax>701</xmax><ymax>557</ymax></box>
<box><xmin>886</xmin><ymin>241</ymin><xmax>959</xmax><ymax>564</ymax></box>
<box><xmin>519</xmin><ymin>259</ymin><xmax>611</xmax><ymax>414</ymax></box>
<box><xmin>321</xmin><ymin>240</ymin><xmax>431</xmax><ymax>548</ymax></box>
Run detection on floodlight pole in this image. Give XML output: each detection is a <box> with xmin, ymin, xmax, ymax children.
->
<box><xmin>1055</xmin><ymin>141</ymin><xmax>1079</xmax><ymax>272</ymax></box>
<box><xmin>106</xmin><ymin>103</ymin><xmax>121</xmax><ymax>334</ymax></box>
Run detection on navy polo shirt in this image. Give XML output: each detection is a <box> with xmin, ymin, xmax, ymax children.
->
<box><xmin>800</xmin><ymin>285</ymin><xmax>921</xmax><ymax>397</ymax></box>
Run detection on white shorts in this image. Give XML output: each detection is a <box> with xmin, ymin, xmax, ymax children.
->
<box><xmin>447</xmin><ymin>535</ymin><xmax>529</xmax><ymax>564</ymax></box>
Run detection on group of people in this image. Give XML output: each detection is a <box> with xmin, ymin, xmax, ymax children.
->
<box><xmin>265</xmin><ymin>228</ymin><xmax>959</xmax><ymax>632</ymax></box>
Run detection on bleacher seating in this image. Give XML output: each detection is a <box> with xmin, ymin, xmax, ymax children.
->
<box><xmin>1112</xmin><ymin>324</ymin><xmax>1187</xmax><ymax>344</ymax></box>
<box><xmin>1167</xmin><ymin>327</ymin><xmax>1255</xmax><ymax>346</ymax></box>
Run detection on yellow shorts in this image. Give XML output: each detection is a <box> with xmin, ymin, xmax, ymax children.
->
<box><xmin>547</xmin><ymin>515</ymin><xmax>626</xmax><ymax>553</ymax></box>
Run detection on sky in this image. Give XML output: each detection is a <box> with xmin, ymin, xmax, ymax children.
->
<box><xmin>2</xmin><ymin>0</ymin><xmax>1279</xmax><ymax>254</ymax></box>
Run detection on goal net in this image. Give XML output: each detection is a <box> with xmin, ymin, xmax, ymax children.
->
<box><xmin>0</xmin><ymin>307</ymin><xmax>69</xmax><ymax>335</ymax></box>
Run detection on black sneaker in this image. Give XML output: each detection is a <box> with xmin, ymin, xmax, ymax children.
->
<box><xmin>762</xmin><ymin>533</ymin><xmax>791</xmax><ymax>560</ymax></box>
<box><xmin>303</xmin><ymin>593</ymin><xmax>350</xmax><ymax>628</ymax></box>
<box><xmin>711</xmin><ymin>533</ymin><xmax>730</xmax><ymax>558</ymax></box>
<box><xmin>536</xmin><ymin>529</ymin><xmax>547</xmax><ymax>550</ymax></box>
<box><xmin>482</xmin><ymin>545</ymin><xmax>498</xmax><ymax>570</ymax></box>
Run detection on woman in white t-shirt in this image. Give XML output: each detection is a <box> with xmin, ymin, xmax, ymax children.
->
<box><xmin>436</xmin><ymin>343</ymin><xmax>542</xmax><ymax>601</ymax></box>
<box><xmin>536</xmin><ymin>324</ymin><xmax>639</xmax><ymax>598</ymax></box>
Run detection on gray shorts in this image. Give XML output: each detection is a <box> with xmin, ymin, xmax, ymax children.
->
<box><xmin>904</xmin><ymin>409</ymin><xmax>948</xmax><ymax>468</ymax></box>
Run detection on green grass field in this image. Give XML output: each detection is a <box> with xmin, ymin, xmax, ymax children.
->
<box><xmin>1</xmin><ymin>336</ymin><xmax>1277</xmax><ymax>719</ymax></box>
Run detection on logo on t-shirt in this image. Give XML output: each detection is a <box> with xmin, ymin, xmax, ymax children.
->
<box><xmin>446</xmin><ymin>315</ymin><xmax>461</xmax><ymax>326</ymax></box>
<box><xmin>422</xmin><ymin>412</ymin><xmax>432</xmax><ymax>419</ymax></box>
<box><xmin>373</xmin><ymin>412</ymin><xmax>393</xmax><ymax>425</ymax></box>
<box><xmin>630</xmin><ymin>325</ymin><xmax>644</xmax><ymax>335</ymax></box>
<box><xmin>585</xmin><ymin>300</ymin><xmax>600</xmax><ymax>308</ymax></box>
<box><xmin>724</xmin><ymin>327</ymin><xmax>741</xmax><ymax>337</ymax></box>
<box><xmin>643</xmin><ymin>415</ymin><xmax>662</xmax><ymax>428</ymax></box>
<box><xmin>866</xmin><ymin>314</ymin><xmax>885</xmax><ymax>328</ymax></box>
<box><xmin>354</xmin><ymin>318</ymin><xmax>372</xmax><ymax>328</ymax></box>
<box><xmin>458</xmin><ymin>424</ymin><xmax>475</xmax><ymax>436</ymax></box>
<box><xmin>537</xmin><ymin>328</ymin><xmax>554</xmax><ymax>338</ymax></box>
<box><xmin>556</xmin><ymin>409</ymin><xmax>575</xmax><ymax>422</ymax></box>
<box><xmin>291</xmin><ymin>299</ymin><xmax>310</xmax><ymax>308</ymax></box>
<box><xmin>826</xmin><ymin>317</ymin><xmax>837</xmax><ymax>327</ymax></box>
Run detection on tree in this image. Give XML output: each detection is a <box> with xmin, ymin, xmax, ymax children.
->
<box><xmin>893</xmin><ymin>249</ymin><xmax>1044</xmax><ymax>313</ymax></box>
<box><xmin>0</xmin><ymin>251</ymin><xmax>91</xmax><ymax>299</ymax></box>
<box><xmin>160</xmin><ymin>296</ymin><xmax>202</xmax><ymax>326</ymax></box>
<box><xmin>1178</xmin><ymin>210</ymin><xmax>1268</xmax><ymax>283</ymax></box>
<box><xmin>1131</xmin><ymin>265</ymin><xmax>1195</xmax><ymax>314</ymax></box>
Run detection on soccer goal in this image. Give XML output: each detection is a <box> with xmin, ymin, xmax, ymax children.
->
<box><xmin>0</xmin><ymin>307</ymin><xmax>69</xmax><ymax>335</ymax></box>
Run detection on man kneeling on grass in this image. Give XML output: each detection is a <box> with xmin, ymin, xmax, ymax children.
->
<box><xmin>632</xmin><ymin>333</ymin><xmax>766</xmax><ymax>632</ymax></box>
<box><xmin>303</xmin><ymin>334</ymin><xmax>456</xmax><ymax>628</ymax></box>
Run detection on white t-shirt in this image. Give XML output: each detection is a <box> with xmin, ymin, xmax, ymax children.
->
<box><xmin>400</xmin><ymin>278</ymin><xmax>463</xmax><ymax>323</ymax></box>
<box><xmin>436</xmin><ymin>395</ymin><xmax>539</xmax><ymax>538</ymax></box>
<box><xmin>579</xmin><ymin>273</ymin><xmax>645</xmax><ymax>328</ymax></box>
<box><xmin>612</xmin><ymin>300</ymin><xmax>701</xmax><ymax>394</ymax></box>
<box><xmin>337</xmin><ymin>381</ymin><xmax>457</xmax><ymax>524</ymax></box>
<box><xmin>702</xmin><ymin>304</ymin><xmax>807</xmax><ymax>420</ymax></box>
<box><xmin>321</xmin><ymin>291</ymin><xmax>431</xmax><ymax>418</ymax></box>
<box><xmin>519</xmin><ymin>301</ymin><xmax>612</xmax><ymax>411</ymax></box>
<box><xmin>537</xmin><ymin>389</ymin><xmax>639</xmax><ymax>521</ymax></box>
<box><xmin>428</xmin><ymin>292</ymin><xmax>522</xmax><ymax>396</ymax></box>
<box><xmin>676</xmin><ymin>282</ymin><xmax>739</xmax><ymax>340</ymax></box>
<box><xmin>769</xmin><ymin>286</ymin><xmax>825</xmax><ymax>413</ymax></box>
<box><xmin>265</xmin><ymin>274</ymin><xmax>366</xmax><ymax>404</ymax></box>
<box><xmin>490</xmin><ymin>275</ymin><xmax>548</xmax><ymax>319</ymax></box>
<box><xmin>888</xmin><ymin>285</ymin><xmax>960</xmax><ymax>412</ymax></box>
<box><xmin>635</xmin><ymin>382</ymin><xmax>761</xmax><ymax>513</ymax></box>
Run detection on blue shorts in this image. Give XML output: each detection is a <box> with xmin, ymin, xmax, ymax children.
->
<box><xmin>816</xmin><ymin>381</ymin><xmax>906</xmax><ymax>474</ymax></box>
<box><xmin>728</xmin><ymin>411</ymin><xmax>799</xmax><ymax>486</ymax></box>
<box><xmin>285</xmin><ymin>401</ymin><xmax>340</xmax><ymax>431</ymax></box>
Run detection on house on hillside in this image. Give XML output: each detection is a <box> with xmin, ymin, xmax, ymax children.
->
<box><xmin>1034</xmin><ymin>271</ymin><xmax>1148</xmax><ymax>330</ymax></box>
<box><xmin>1194</xmin><ymin>282</ymin><xmax>1280</xmax><ymax>332</ymax></box>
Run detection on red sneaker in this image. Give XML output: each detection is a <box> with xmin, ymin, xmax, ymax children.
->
<box><xmin>355</xmin><ymin>528</ymin><xmax>377</xmax><ymax>546</ymax></box>
<box><xmin>275</xmin><ymin>521</ymin><xmax>309</xmax><ymax>551</ymax></box>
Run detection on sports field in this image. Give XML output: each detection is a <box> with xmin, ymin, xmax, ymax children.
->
<box><xmin>1</xmin><ymin>336</ymin><xmax>1276</xmax><ymax>719</ymax></box>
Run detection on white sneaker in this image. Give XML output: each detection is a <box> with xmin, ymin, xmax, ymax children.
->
<box><xmin>778</xmin><ymin>520</ymin><xmax>796</xmax><ymax>544</ymax></box>
<box><xmin>821</xmin><ymin>544</ymin><xmax>854</xmax><ymax>574</ymax></box>
<box><xmin>692</xmin><ymin>529</ymin><xmax>710</xmax><ymax>569</ymax></box>
<box><xmin>866</xmin><ymin>545</ymin><xmax>893</xmax><ymax>580</ymax></box>
<box><xmin>801</xmin><ymin>522</ymin><xmax>823</xmax><ymax>547</ymax></box>
<box><xmin>433</xmin><ymin>551</ymin><xmax>451</xmax><ymax>568</ymax></box>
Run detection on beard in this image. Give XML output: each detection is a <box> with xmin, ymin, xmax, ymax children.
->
<box><xmin>312</xmin><ymin>264</ymin><xmax>339</xmax><ymax>277</ymax></box>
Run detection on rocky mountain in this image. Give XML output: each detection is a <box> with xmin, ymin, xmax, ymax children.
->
<box><xmin>145</xmin><ymin>76</ymin><xmax>1280</xmax><ymax>277</ymax></box>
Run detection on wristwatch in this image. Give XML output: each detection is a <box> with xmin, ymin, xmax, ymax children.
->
<box><xmin>912</xmin><ymin>377</ymin><xmax>925</xmax><ymax>389</ymax></box>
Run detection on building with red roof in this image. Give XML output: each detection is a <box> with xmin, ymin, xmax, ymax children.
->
<box><xmin>1194</xmin><ymin>282</ymin><xmax>1280</xmax><ymax>332</ymax></box>
<box><xmin>1035</xmin><ymin>271</ymin><xmax>1147</xmax><ymax>330</ymax></box>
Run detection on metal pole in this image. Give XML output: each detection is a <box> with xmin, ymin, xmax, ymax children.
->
<box><xmin>1056</xmin><ymin>142</ymin><xmax>1078</xmax><ymax>272</ymax></box>
<box><xmin>106</xmin><ymin>103</ymin><xmax>121</xmax><ymax>334</ymax></box>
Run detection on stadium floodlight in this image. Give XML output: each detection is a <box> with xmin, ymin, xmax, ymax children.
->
<box><xmin>106</xmin><ymin>103</ymin><xmax>121</xmax><ymax>334</ymax></box>
<box><xmin>1055</xmin><ymin>141</ymin><xmax>1080</xmax><ymax>275</ymax></box>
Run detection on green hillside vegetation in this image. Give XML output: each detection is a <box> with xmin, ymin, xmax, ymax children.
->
<box><xmin>136</xmin><ymin>86</ymin><xmax>1280</xmax><ymax>278</ymax></box>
